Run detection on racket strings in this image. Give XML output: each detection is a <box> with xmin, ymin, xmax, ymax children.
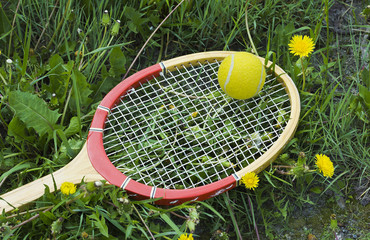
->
<box><xmin>103</xmin><ymin>60</ymin><xmax>291</xmax><ymax>189</ymax></box>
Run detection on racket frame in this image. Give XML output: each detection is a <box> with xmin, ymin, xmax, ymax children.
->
<box><xmin>87</xmin><ymin>51</ymin><xmax>300</xmax><ymax>205</ymax></box>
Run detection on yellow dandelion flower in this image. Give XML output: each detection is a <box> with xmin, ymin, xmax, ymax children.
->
<box><xmin>288</xmin><ymin>35</ymin><xmax>315</xmax><ymax>58</ymax></box>
<box><xmin>178</xmin><ymin>233</ymin><xmax>193</xmax><ymax>240</ymax></box>
<box><xmin>315</xmin><ymin>154</ymin><xmax>334</xmax><ymax>178</ymax></box>
<box><xmin>169</xmin><ymin>104</ymin><xmax>176</xmax><ymax>109</ymax></box>
<box><xmin>81</xmin><ymin>232</ymin><xmax>89</xmax><ymax>239</ymax></box>
<box><xmin>60</xmin><ymin>182</ymin><xmax>77</xmax><ymax>195</ymax></box>
<box><xmin>191</xmin><ymin>111</ymin><xmax>198</xmax><ymax>118</ymax></box>
<box><xmin>241</xmin><ymin>172</ymin><xmax>259</xmax><ymax>190</ymax></box>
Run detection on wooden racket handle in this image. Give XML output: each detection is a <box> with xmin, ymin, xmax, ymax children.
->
<box><xmin>0</xmin><ymin>144</ymin><xmax>102</xmax><ymax>213</ymax></box>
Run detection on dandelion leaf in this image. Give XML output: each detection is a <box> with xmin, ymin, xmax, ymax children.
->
<box><xmin>7</xmin><ymin>116</ymin><xmax>35</xmax><ymax>143</ymax></box>
<box><xmin>109</xmin><ymin>47</ymin><xmax>126</xmax><ymax>76</ymax></box>
<box><xmin>64</xmin><ymin>116</ymin><xmax>80</xmax><ymax>138</ymax></box>
<box><xmin>8</xmin><ymin>91</ymin><xmax>61</xmax><ymax>138</ymax></box>
<box><xmin>43</xmin><ymin>54</ymin><xmax>71</xmax><ymax>105</ymax></box>
<box><xmin>70</xmin><ymin>69</ymin><xmax>92</xmax><ymax>113</ymax></box>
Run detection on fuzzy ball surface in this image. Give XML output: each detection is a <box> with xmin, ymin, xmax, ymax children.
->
<box><xmin>218</xmin><ymin>52</ymin><xmax>266</xmax><ymax>100</ymax></box>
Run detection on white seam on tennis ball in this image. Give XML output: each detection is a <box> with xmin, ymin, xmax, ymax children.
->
<box><xmin>223</xmin><ymin>54</ymin><xmax>235</xmax><ymax>94</ymax></box>
<box><xmin>253</xmin><ymin>62</ymin><xmax>264</xmax><ymax>96</ymax></box>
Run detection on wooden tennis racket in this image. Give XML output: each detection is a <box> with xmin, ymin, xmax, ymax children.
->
<box><xmin>0</xmin><ymin>51</ymin><xmax>300</xmax><ymax>213</ymax></box>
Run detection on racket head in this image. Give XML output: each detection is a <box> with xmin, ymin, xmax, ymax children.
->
<box><xmin>87</xmin><ymin>51</ymin><xmax>300</xmax><ymax>204</ymax></box>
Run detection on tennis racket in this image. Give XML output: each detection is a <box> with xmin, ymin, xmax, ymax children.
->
<box><xmin>0</xmin><ymin>51</ymin><xmax>300</xmax><ymax>213</ymax></box>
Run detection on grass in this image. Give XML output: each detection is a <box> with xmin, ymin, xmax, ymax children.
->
<box><xmin>0</xmin><ymin>0</ymin><xmax>369</xmax><ymax>239</ymax></box>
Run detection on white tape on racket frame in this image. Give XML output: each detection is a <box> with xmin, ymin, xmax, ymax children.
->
<box><xmin>120</xmin><ymin>177</ymin><xmax>131</xmax><ymax>190</ymax></box>
<box><xmin>97</xmin><ymin>105</ymin><xmax>110</xmax><ymax>113</ymax></box>
<box><xmin>150</xmin><ymin>187</ymin><xmax>157</xmax><ymax>199</ymax></box>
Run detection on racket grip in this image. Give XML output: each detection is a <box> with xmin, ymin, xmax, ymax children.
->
<box><xmin>0</xmin><ymin>171</ymin><xmax>64</xmax><ymax>213</ymax></box>
<box><xmin>0</xmin><ymin>144</ymin><xmax>102</xmax><ymax>213</ymax></box>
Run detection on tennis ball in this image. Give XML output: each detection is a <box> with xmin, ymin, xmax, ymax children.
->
<box><xmin>218</xmin><ymin>52</ymin><xmax>266</xmax><ymax>100</ymax></box>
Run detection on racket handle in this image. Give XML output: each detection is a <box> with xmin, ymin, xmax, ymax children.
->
<box><xmin>0</xmin><ymin>144</ymin><xmax>102</xmax><ymax>213</ymax></box>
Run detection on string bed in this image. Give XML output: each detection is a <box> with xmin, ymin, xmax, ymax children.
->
<box><xmin>103</xmin><ymin>60</ymin><xmax>291</xmax><ymax>189</ymax></box>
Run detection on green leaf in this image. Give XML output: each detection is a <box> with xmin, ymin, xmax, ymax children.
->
<box><xmin>320</xmin><ymin>83</ymin><xmax>338</xmax><ymax>113</ymax></box>
<box><xmin>64</xmin><ymin>116</ymin><xmax>80</xmax><ymax>138</ymax></box>
<box><xmin>43</xmin><ymin>54</ymin><xmax>70</xmax><ymax>105</ymax></box>
<box><xmin>84</xmin><ymin>42</ymin><xmax>133</xmax><ymax>56</ymax></box>
<box><xmin>55</xmin><ymin>129</ymin><xmax>74</xmax><ymax>157</ymax></box>
<box><xmin>124</xmin><ymin>7</ymin><xmax>149</xmax><ymax>36</ymax></box>
<box><xmin>70</xmin><ymin>69</ymin><xmax>92</xmax><ymax>112</ymax></box>
<box><xmin>9</xmin><ymin>91</ymin><xmax>61</xmax><ymax>138</ymax></box>
<box><xmin>98</xmin><ymin>208</ymin><xmax>127</xmax><ymax>234</ymax></box>
<box><xmin>109</xmin><ymin>47</ymin><xmax>126</xmax><ymax>77</ymax></box>
<box><xmin>0</xmin><ymin>162</ymin><xmax>31</xmax><ymax>183</ymax></box>
<box><xmin>21</xmin><ymin>24</ymin><xmax>32</xmax><ymax>77</ymax></box>
<box><xmin>160</xmin><ymin>213</ymin><xmax>181</xmax><ymax>235</ymax></box>
<box><xmin>358</xmin><ymin>84</ymin><xmax>370</xmax><ymax>109</ymax></box>
<box><xmin>197</xmin><ymin>201</ymin><xmax>225</xmax><ymax>221</ymax></box>
<box><xmin>89</xmin><ymin>211</ymin><xmax>109</xmax><ymax>237</ymax></box>
<box><xmin>310</xmin><ymin>186</ymin><xmax>323</xmax><ymax>194</ymax></box>
<box><xmin>361</xmin><ymin>67</ymin><xmax>370</xmax><ymax>87</ymax></box>
<box><xmin>39</xmin><ymin>211</ymin><xmax>57</xmax><ymax>225</ymax></box>
<box><xmin>0</xmin><ymin>4</ymin><xmax>11</xmax><ymax>42</ymax></box>
<box><xmin>7</xmin><ymin>116</ymin><xmax>33</xmax><ymax>143</ymax></box>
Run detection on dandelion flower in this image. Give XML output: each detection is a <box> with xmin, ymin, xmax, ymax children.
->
<box><xmin>178</xmin><ymin>233</ymin><xmax>193</xmax><ymax>240</ymax></box>
<box><xmin>241</xmin><ymin>172</ymin><xmax>259</xmax><ymax>190</ymax></box>
<box><xmin>288</xmin><ymin>35</ymin><xmax>315</xmax><ymax>58</ymax></box>
<box><xmin>191</xmin><ymin>111</ymin><xmax>198</xmax><ymax>118</ymax></box>
<box><xmin>315</xmin><ymin>154</ymin><xmax>334</xmax><ymax>178</ymax></box>
<box><xmin>61</xmin><ymin>182</ymin><xmax>77</xmax><ymax>195</ymax></box>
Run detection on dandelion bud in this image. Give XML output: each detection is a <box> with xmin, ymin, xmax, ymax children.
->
<box><xmin>187</xmin><ymin>220</ymin><xmax>196</xmax><ymax>233</ymax></box>
<box><xmin>189</xmin><ymin>207</ymin><xmax>199</xmax><ymax>221</ymax></box>
<box><xmin>77</xmin><ymin>28</ymin><xmax>85</xmax><ymax>39</ymax></box>
<box><xmin>94</xmin><ymin>181</ymin><xmax>103</xmax><ymax>187</ymax></box>
<box><xmin>102</xmin><ymin>10</ymin><xmax>110</xmax><ymax>26</ymax></box>
<box><xmin>51</xmin><ymin>217</ymin><xmax>63</xmax><ymax>235</ymax></box>
<box><xmin>111</xmin><ymin>20</ymin><xmax>121</xmax><ymax>36</ymax></box>
<box><xmin>86</xmin><ymin>182</ymin><xmax>96</xmax><ymax>192</ymax></box>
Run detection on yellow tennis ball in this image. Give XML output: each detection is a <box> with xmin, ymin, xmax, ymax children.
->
<box><xmin>218</xmin><ymin>52</ymin><xmax>266</xmax><ymax>100</ymax></box>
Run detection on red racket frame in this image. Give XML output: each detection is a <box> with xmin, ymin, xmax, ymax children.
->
<box><xmin>87</xmin><ymin>63</ymin><xmax>239</xmax><ymax>205</ymax></box>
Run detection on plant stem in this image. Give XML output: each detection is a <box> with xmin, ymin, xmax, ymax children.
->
<box><xmin>46</xmin><ymin>0</ymin><xmax>72</xmax><ymax>51</ymax></box>
<box><xmin>133</xmin><ymin>205</ymin><xmax>155</xmax><ymax>240</ymax></box>
<box><xmin>35</xmin><ymin>0</ymin><xmax>60</xmax><ymax>51</ymax></box>
<box><xmin>245</xmin><ymin>0</ymin><xmax>258</xmax><ymax>56</ymax></box>
<box><xmin>301</xmin><ymin>57</ymin><xmax>306</xmax><ymax>91</ymax></box>
<box><xmin>224</xmin><ymin>192</ymin><xmax>243</xmax><ymax>240</ymax></box>
<box><xmin>8</xmin><ymin>0</ymin><xmax>21</xmax><ymax>56</ymax></box>
<box><xmin>247</xmin><ymin>195</ymin><xmax>260</xmax><ymax>240</ymax></box>
<box><xmin>81</xmin><ymin>26</ymin><xmax>108</xmax><ymax>70</ymax></box>
<box><xmin>11</xmin><ymin>206</ymin><xmax>54</xmax><ymax>229</ymax></box>
<box><xmin>123</xmin><ymin>0</ymin><xmax>185</xmax><ymax>80</ymax></box>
